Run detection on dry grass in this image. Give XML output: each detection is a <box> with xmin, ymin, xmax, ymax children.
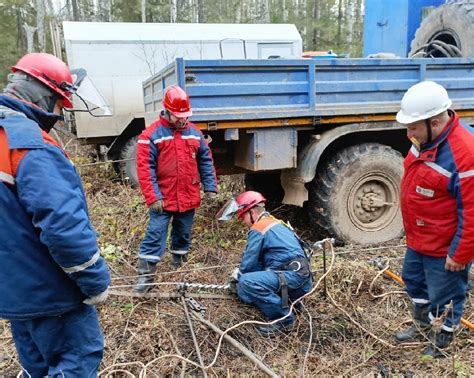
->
<box><xmin>1</xmin><ymin>145</ymin><xmax>473</xmax><ymax>377</ymax></box>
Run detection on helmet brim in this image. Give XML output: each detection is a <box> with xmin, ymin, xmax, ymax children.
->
<box><xmin>169</xmin><ymin>109</ymin><xmax>192</xmax><ymax>118</ymax></box>
<box><xmin>396</xmin><ymin>101</ymin><xmax>451</xmax><ymax>125</ymax></box>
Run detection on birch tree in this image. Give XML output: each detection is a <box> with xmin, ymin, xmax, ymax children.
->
<box><xmin>35</xmin><ymin>0</ymin><xmax>46</xmax><ymax>52</ymax></box>
<box><xmin>141</xmin><ymin>0</ymin><xmax>146</xmax><ymax>22</ymax></box>
<box><xmin>170</xmin><ymin>0</ymin><xmax>177</xmax><ymax>22</ymax></box>
<box><xmin>23</xmin><ymin>23</ymin><xmax>36</xmax><ymax>53</ymax></box>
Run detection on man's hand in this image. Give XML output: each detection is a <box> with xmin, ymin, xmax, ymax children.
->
<box><xmin>150</xmin><ymin>200</ymin><xmax>164</xmax><ymax>213</ymax></box>
<box><xmin>83</xmin><ymin>288</ymin><xmax>109</xmax><ymax>305</ymax></box>
<box><xmin>230</xmin><ymin>267</ymin><xmax>240</xmax><ymax>280</ymax></box>
<box><xmin>204</xmin><ymin>192</ymin><xmax>217</xmax><ymax>201</ymax></box>
<box><xmin>228</xmin><ymin>279</ymin><xmax>238</xmax><ymax>295</ymax></box>
<box><xmin>228</xmin><ymin>268</ymin><xmax>240</xmax><ymax>295</ymax></box>
<box><xmin>445</xmin><ymin>256</ymin><xmax>466</xmax><ymax>272</ymax></box>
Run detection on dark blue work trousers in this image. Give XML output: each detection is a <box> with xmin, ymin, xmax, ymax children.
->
<box><xmin>402</xmin><ymin>248</ymin><xmax>470</xmax><ymax>331</ymax></box>
<box><xmin>237</xmin><ymin>270</ymin><xmax>312</xmax><ymax>325</ymax></box>
<box><xmin>10</xmin><ymin>304</ymin><xmax>104</xmax><ymax>378</ymax></box>
<box><xmin>138</xmin><ymin>209</ymin><xmax>195</xmax><ymax>263</ymax></box>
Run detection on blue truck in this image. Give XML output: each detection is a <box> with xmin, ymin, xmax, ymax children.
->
<box><xmin>139</xmin><ymin>0</ymin><xmax>474</xmax><ymax>245</ymax></box>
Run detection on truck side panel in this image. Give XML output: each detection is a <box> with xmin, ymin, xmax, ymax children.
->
<box><xmin>143</xmin><ymin>58</ymin><xmax>474</xmax><ymax>127</ymax></box>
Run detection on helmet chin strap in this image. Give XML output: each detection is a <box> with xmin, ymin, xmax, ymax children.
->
<box><xmin>424</xmin><ymin>118</ymin><xmax>432</xmax><ymax>145</ymax></box>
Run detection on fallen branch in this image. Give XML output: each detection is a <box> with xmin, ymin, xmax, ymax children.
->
<box><xmin>192</xmin><ymin>313</ymin><xmax>278</xmax><ymax>378</ymax></box>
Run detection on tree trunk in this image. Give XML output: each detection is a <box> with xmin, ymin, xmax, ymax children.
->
<box><xmin>23</xmin><ymin>24</ymin><xmax>37</xmax><ymax>53</ymax></box>
<box><xmin>197</xmin><ymin>0</ymin><xmax>205</xmax><ymax>22</ymax></box>
<box><xmin>312</xmin><ymin>0</ymin><xmax>320</xmax><ymax>48</ymax></box>
<box><xmin>141</xmin><ymin>0</ymin><xmax>146</xmax><ymax>22</ymax></box>
<box><xmin>170</xmin><ymin>0</ymin><xmax>177</xmax><ymax>22</ymax></box>
<box><xmin>36</xmin><ymin>0</ymin><xmax>46</xmax><ymax>52</ymax></box>
<box><xmin>337</xmin><ymin>0</ymin><xmax>344</xmax><ymax>49</ymax></box>
<box><xmin>71</xmin><ymin>0</ymin><xmax>80</xmax><ymax>21</ymax></box>
<box><xmin>281</xmin><ymin>0</ymin><xmax>288</xmax><ymax>22</ymax></box>
<box><xmin>346</xmin><ymin>0</ymin><xmax>355</xmax><ymax>49</ymax></box>
<box><xmin>259</xmin><ymin>0</ymin><xmax>270</xmax><ymax>22</ymax></box>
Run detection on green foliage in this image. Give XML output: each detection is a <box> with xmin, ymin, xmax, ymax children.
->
<box><xmin>420</xmin><ymin>354</ymin><xmax>434</xmax><ymax>363</ymax></box>
<box><xmin>0</xmin><ymin>0</ymin><xmax>364</xmax><ymax>89</ymax></box>
<box><xmin>0</xmin><ymin>0</ymin><xmax>32</xmax><ymax>88</ymax></box>
<box><xmin>453</xmin><ymin>360</ymin><xmax>468</xmax><ymax>375</ymax></box>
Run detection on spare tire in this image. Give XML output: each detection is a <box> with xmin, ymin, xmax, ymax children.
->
<box><xmin>410</xmin><ymin>0</ymin><xmax>474</xmax><ymax>57</ymax></box>
<box><xmin>120</xmin><ymin>136</ymin><xmax>139</xmax><ymax>187</ymax></box>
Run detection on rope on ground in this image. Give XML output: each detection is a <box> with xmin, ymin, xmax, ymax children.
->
<box><xmin>369</xmin><ymin>266</ymin><xmax>406</xmax><ymax>299</ymax></box>
<box><xmin>99</xmin><ymin>362</ymin><xmax>147</xmax><ymax>376</ymax></box>
<box><xmin>300</xmin><ymin>302</ymin><xmax>313</xmax><ymax>377</ymax></box>
<box><xmin>135</xmin><ymin>238</ymin><xmax>336</xmax><ymax>377</ymax></box>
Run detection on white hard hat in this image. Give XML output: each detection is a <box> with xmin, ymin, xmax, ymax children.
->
<box><xmin>396</xmin><ymin>81</ymin><xmax>452</xmax><ymax>124</ymax></box>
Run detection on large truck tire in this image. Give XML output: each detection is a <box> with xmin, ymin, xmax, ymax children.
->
<box><xmin>308</xmin><ymin>143</ymin><xmax>404</xmax><ymax>246</ymax></box>
<box><xmin>410</xmin><ymin>0</ymin><xmax>474</xmax><ymax>57</ymax></box>
<box><xmin>120</xmin><ymin>136</ymin><xmax>139</xmax><ymax>187</ymax></box>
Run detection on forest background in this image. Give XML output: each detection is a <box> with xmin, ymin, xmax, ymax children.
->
<box><xmin>0</xmin><ymin>0</ymin><xmax>364</xmax><ymax>88</ymax></box>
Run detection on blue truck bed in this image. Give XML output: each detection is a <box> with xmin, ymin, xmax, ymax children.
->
<box><xmin>143</xmin><ymin>57</ymin><xmax>474</xmax><ymax>126</ymax></box>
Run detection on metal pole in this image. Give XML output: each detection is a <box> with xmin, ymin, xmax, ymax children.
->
<box><xmin>322</xmin><ymin>241</ymin><xmax>327</xmax><ymax>298</ymax></box>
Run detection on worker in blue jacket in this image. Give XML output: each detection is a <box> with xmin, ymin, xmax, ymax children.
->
<box><xmin>0</xmin><ymin>53</ymin><xmax>110</xmax><ymax>377</ymax></box>
<box><xmin>217</xmin><ymin>191</ymin><xmax>312</xmax><ymax>335</ymax></box>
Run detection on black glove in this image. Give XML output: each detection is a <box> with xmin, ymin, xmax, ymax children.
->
<box><xmin>228</xmin><ymin>278</ymin><xmax>239</xmax><ymax>295</ymax></box>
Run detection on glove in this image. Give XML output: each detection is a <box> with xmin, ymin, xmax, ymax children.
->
<box><xmin>150</xmin><ymin>199</ymin><xmax>164</xmax><ymax>213</ymax></box>
<box><xmin>231</xmin><ymin>267</ymin><xmax>240</xmax><ymax>281</ymax></box>
<box><xmin>228</xmin><ymin>268</ymin><xmax>240</xmax><ymax>295</ymax></box>
<box><xmin>228</xmin><ymin>279</ymin><xmax>238</xmax><ymax>295</ymax></box>
<box><xmin>83</xmin><ymin>288</ymin><xmax>109</xmax><ymax>305</ymax></box>
<box><xmin>204</xmin><ymin>192</ymin><xmax>217</xmax><ymax>201</ymax></box>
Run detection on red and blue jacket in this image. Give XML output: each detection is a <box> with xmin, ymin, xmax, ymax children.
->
<box><xmin>401</xmin><ymin>111</ymin><xmax>474</xmax><ymax>265</ymax></box>
<box><xmin>136</xmin><ymin>114</ymin><xmax>217</xmax><ymax>212</ymax></box>
<box><xmin>0</xmin><ymin>95</ymin><xmax>110</xmax><ymax>320</ymax></box>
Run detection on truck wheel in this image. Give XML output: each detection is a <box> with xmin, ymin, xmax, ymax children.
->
<box><xmin>308</xmin><ymin>143</ymin><xmax>404</xmax><ymax>245</ymax></box>
<box><xmin>120</xmin><ymin>137</ymin><xmax>139</xmax><ymax>186</ymax></box>
<box><xmin>410</xmin><ymin>0</ymin><xmax>474</xmax><ymax>57</ymax></box>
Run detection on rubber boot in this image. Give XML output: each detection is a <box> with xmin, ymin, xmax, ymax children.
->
<box><xmin>257</xmin><ymin>318</ymin><xmax>295</xmax><ymax>336</ymax></box>
<box><xmin>395</xmin><ymin>304</ymin><xmax>431</xmax><ymax>343</ymax></box>
<box><xmin>171</xmin><ymin>253</ymin><xmax>188</xmax><ymax>269</ymax></box>
<box><xmin>422</xmin><ymin>329</ymin><xmax>454</xmax><ymax>358</ymax></box>
<box><xmin>134</xmin><ymin>259</ymin><xmax>157</xmax><ymax>293</ymax></box>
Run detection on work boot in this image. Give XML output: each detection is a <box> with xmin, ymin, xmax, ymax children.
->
<box><xmin>134</xmin><ymin>259</ymin><xmax>157</xmax><ymax>293</ymax></box>
<box><xmin>257</xmin><ymin>319</ymin><xmax>294</xmax><ymax>336</ymax></box>
<box><xmin>171</xmin><ymin>253</ymin><xmax>188</xmax><ymax>269</ymax></box>
<box><xmin>395</xmin><ymin>305</ymin><xmax>431</xmax><ymax>343</ymax></box>
<box><xmin>422</xmin><ymin>329</ymin><xmax>454</xmax><ymax>358</ymax></box>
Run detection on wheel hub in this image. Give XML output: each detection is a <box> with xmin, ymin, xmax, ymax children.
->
<box><xmin>348</xmin><ymin>173</ymin><xmax>398</xmax><ymax>232</ymax></box>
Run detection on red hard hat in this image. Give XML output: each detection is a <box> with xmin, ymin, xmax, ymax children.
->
<box><xmin>235</xmin><ymin>191</ymin><xmax>266</xmax><ymax>219</ymax></box>
<box><xmin>163</xmin><ymin>85</ymin><xmax>192</xmax><ymax>118</ymax></box>
<box><xmin>12</xmin><ymin>53</ymin><xmax>74</xmax><ymax>108</ymax></box>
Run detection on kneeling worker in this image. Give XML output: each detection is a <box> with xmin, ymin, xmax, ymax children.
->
<box><xmin>217</xmin><ymin>191</ymin><xmax>312</xmax><ymax>335</ymax></box>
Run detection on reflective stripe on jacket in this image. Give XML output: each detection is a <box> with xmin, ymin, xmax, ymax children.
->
<box><xmin>0</xmin><ymin>96</ymin><xmax>110</xmax><ymax>320</ymax></box>
<box><xmin>400</xmin><ymin>111</ymin><xmax>474</xmax><ymax>265</ymax></box>
<box><xmin>136</xmin><ymin>114</ymin><xmax>217</xmax><ymax>212</ymax></box>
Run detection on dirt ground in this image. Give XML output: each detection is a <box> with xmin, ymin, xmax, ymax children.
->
<box><xmin>1</xmin><ymin>150</ymin><xmax>473</xmax><ymax>377</ymax></box>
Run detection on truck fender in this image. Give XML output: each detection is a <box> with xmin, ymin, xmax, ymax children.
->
<box><xmin>281</xmin><ymin>121</ymin><xmax>404</xmax><ymax>206</ymax></box>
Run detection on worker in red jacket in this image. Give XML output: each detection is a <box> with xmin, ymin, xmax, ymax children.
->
<box><xmin>395</xmin><ymin>81</ymin><xmax>474</xmax><ymax>358</ymax></box>
<box><xmin>135</xmin><ymin>85</ymin><xmax>217</xmax><ymax>292</ymax></box>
